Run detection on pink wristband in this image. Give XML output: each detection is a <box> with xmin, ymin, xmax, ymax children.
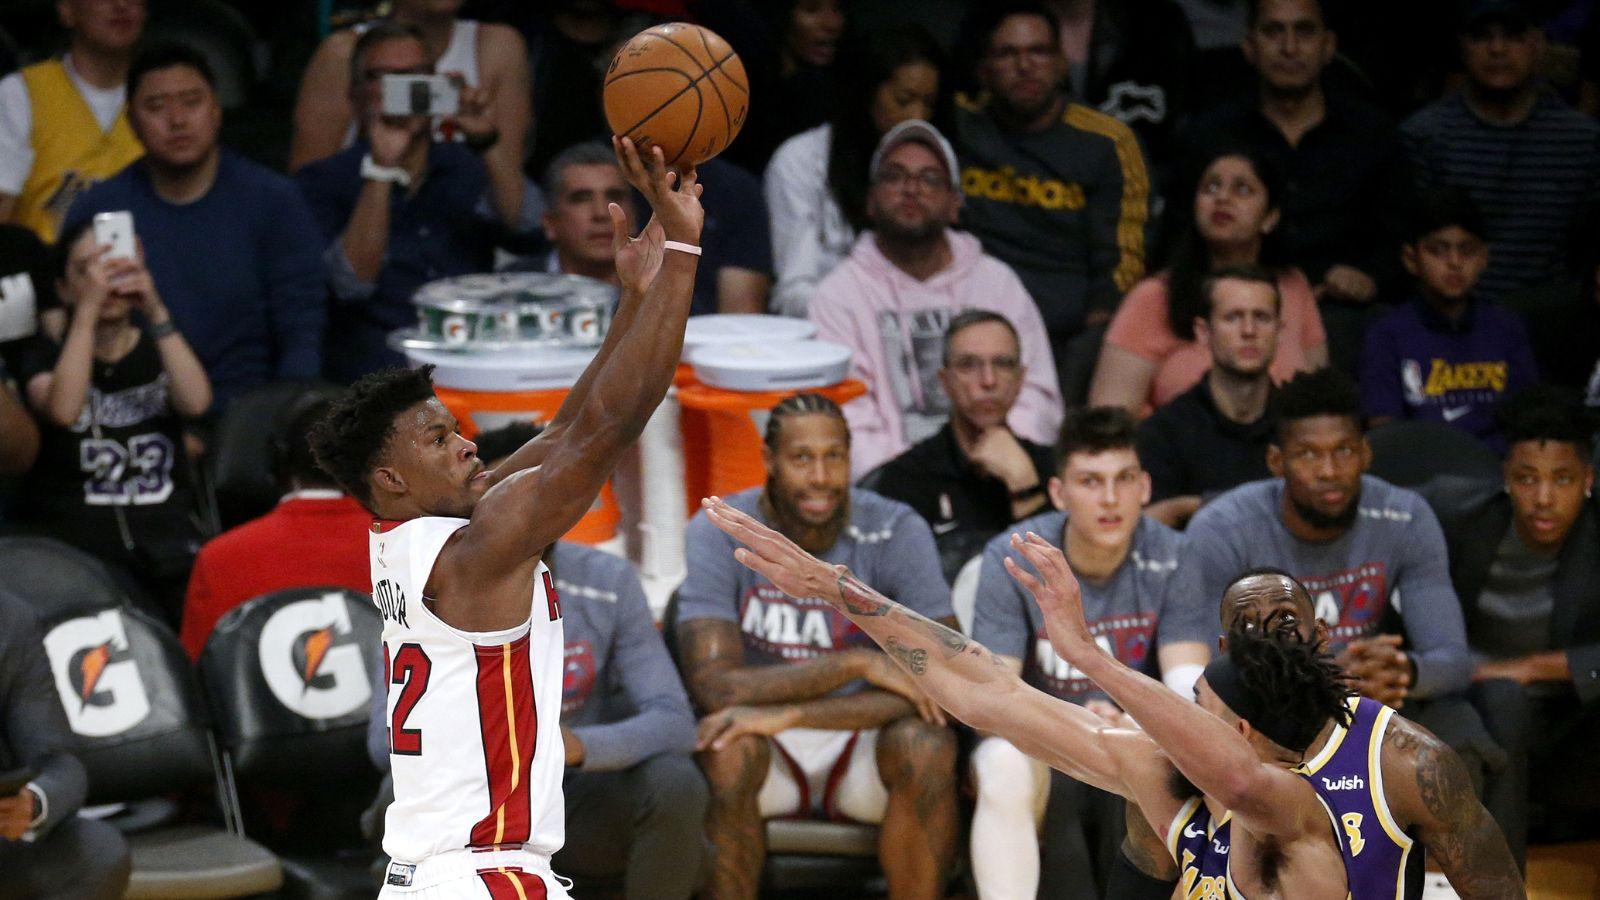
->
<box><xmin>663</xmin><ymin>240</ymin><xmax>702</xmax><ymax>256</ymax></box>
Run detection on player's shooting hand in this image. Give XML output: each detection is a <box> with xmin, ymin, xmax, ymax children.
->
<box><xmin>1004</xmin><ymin>532</ymin><xmax>1095</xmax><ymax>663</ymax></box>
<box><xmin>696</xmin><ymin>705</ymin><xmax>799</xmax><ymax>752</ymax></box>
<box><xmin>610</xmin><ymin>202</ymin><xmax>663</xmax><ymax>295</ymax></box>
<box><xmin>0</xmin><ymin>789</ymin><xmax>34</xmax><ymax>840</ymax></box>
<box><xmin>703</xmin><ymin>497</ymin><xmax>842</xmax><ymax>606</ymax></box>
<box><xmin>860</xmin><ymin>651</ymin><xmax>946</xmax><ymax>726</ymax></box>
<box><xmin>613</xmin><ymin>136</ymin><xmax>703</xmax><ymax>244</ymax></box>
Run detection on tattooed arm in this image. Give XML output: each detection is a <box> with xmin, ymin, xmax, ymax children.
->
<box><xmin>1382</xmin><ymin>716</ymin><xmax>1525</xmax><ymax>900</ymax></box>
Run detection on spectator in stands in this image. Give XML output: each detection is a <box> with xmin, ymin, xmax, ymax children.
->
<box><xmin>1176</xmin><ymin>369</ymin><xmax>1475</xmax><ymax>731</ymax></box>
<box><xmin>0</xmin><ymin>372</ymin><xmax>35</xmax><ymax>479</ymax></box>
<box><xmin>0</xmin><ymin>0</ymin><xmax>146</xmax><ymax>243</ymax></box>
<box><xmin>1362</xmin><ymin>188</ymin><xmax>1538</xmax><ymax>450</ymax></box>
<box><xmin>738</xmin><ymin>0</ymin><xmax>848</xmax><ymax>168</ymax></box>
<box><xmin>537</xmin><ymin>141</ymin><xmax>635</xmax><ymax>286</ymax></box>
<box><xmin>1090</xmin><ymin>148</ymin><xmax>1325</xmax><ymax>416</ymax></box>
<box><xmin>1425</xmin><ymin>386</ymin><xmax>1600</xmax><ymax>864</ymax></box>
<box><xmin>0</xmin><ymin>592</ymin><xmax>130</xmax><ymax>899</ymax></box>
<box><xmin>870</xmin><ymin>311</ymin><xmax>1056</xmax><ymax>582</ymax></box>
<box><xmin>0</xmin><ymin>225</ymin><xmax>59</xmax><ymax>350</ymax></box>
<box><xmin>64</xmin><ymin>43</ymin><xmax>326</xmax><ymax>409</ymax></box>
<box><xmin>1402</xmin><ymin>1</ymin><xmax>1600</xmax><ymax>304</ymax></box>
<box><xmin>677</xmin><ymin>393</ymin><xmax>958</xmax><ymax>900</ymax></box>
<box><xmin>11</xmin><ymin>218</ymin><xmax>210</xmax><ymax>620</ymax></box>
<box><xmin>810</xmin><ymin>120</ymin><xmax>1061</xmax><ymax>477</ymax></box>
<box><xmin>765</xmin><ymin>27</ymin><xmax>943</xmax><ymax>317</ymax></box>
<box><xmin>178</xmin><ymin>393</ymin><xmax>371</xmax><ymax>660</ymax></box>
<box><xmin>967</xmin><ymin>407</ymin><xmax>1207</xmax><ymax>900</ymax></box>
<box><xmin>1136</xmin><ymin>265</ymin><xmax>1283</xmax><ymax>527</ymax></box>
<box><xmin>953</xmin><ymin>2</ymin><xmax>1151</xmax><ymax>403</ymax></box>
<box><xmin>289</xmin><ymin>0</ymin><xmax>530</xmax><ymax>226</ymax></box>
<box><xmin>1174</xmin><ymin>0</ymin><xmax>1408</xmax><ymax>376</ymax></box>
<box><xmin>296</xmin><ymin>23</ymin><xmax>515</xmax><ymax>383</ymax></box>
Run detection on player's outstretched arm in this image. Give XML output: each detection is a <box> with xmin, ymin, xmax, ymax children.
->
<box><xmin>1008</xmin><ymin>532</ymin><xmax>1325</xmax><ymax>841</ymax></box>
<box><xmin>701</xmin><ymin>498</ymin><xmax>1182</xmax><ymax>823</ymax></box>
<box><xmin>1381</xmin><ymin>716</ymin><xmax>1525</xmax><ymax>900</ymax></box>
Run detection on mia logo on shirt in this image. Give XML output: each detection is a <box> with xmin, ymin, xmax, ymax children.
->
<box><xmin>1300</xmin><ymin>564</ymin><xmax>1390</xmax><ymax>643</ymax></box>
<box><xmin>1030</xmin><ymin>613</ymin><xmax>1155</xmax><ymax>700</ymax></box>
<box><xmin>739</xmin><ymin>586</ymin><xmax>858</xmax><ymax>661</ymax></box>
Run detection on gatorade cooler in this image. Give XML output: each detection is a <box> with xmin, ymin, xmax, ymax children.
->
<box><xmin>678</xmin><ymin>339</ymin><xmax>863</xmax><ymax>513</ymax></box>
<box><xmin>677</xmin><ymin>314</ymin><xmax>818</xmax><ymax>389</ymax></box>
<box><xmin>404</xmin><ymin>346</ymin><xmax>622</xmax><ymax>545</ymax></box>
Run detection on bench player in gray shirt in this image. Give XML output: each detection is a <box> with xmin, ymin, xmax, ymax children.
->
<box><xmin>968</xmin><ymin>407</ymin><xmax>1206</xmax><ymax>900</ymax></box>
<box><xmin>676</xmin><ymin>394</ymin><xmax>959</xmax><ymax>900</ymax></box>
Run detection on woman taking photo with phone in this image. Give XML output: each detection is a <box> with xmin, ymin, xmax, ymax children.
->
<box><xmin>11</xmin><ymin>217</ymin><xmax>211</xmax><ymax>623</ymax></box>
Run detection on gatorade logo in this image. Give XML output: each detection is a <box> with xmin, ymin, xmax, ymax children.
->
<box><xmin>258</xmin><ymin>593</ymin><xmax>371</xmax><ymax>720</ymax></box>
<box><xmin>44</xmin><ymin>609</ymin><xmax>152</xmax><ymax>737</ymax></box>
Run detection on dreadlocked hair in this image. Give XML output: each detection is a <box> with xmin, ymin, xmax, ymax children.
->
<box><xmin>763</xmin><ymin>392</ymin><xmax>849</xmax><ymax>450</ymax></box>
<box><xmin>307</xmin><ymin>365</ymin><xmax>439</xmax><ymax>510</ymax></box>
<box><xmin>1226</xmin><ymin>609</ymin><xmax>1353</xmax><ymax>753</ymax></box>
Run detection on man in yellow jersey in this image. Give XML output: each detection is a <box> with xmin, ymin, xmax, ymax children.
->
<box><xmin>0</xmin><ymin>0</ymin><xmax>146</xmax><ymax>242</ymax></box>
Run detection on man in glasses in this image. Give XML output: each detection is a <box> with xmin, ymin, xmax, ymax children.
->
<box><xmin>810</xmin><ymin>119</ymin><xmax>1061</xmax><ymax>480</ymax></box>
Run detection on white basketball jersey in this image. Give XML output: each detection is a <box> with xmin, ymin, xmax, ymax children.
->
<box><xmin>370</xmin><ymin>516</ymin><xmax>566</xmax><ymax>864</ymax></box>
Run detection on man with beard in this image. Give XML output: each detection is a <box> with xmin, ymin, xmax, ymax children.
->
<box><xmin>1174</xmin><ymin>368</ymin><xmax>1475</xmax><ymax>735</ymax></box>
<box><xmin>952</xmin><ymin>2</ymin><xmax>1151</xmax><ymax>403</ymax></box>
<box><xmin>809</xmin><ymin>120</ymin><xmax>1059</xmax><ymax>478</ymax></box>
<box><xmin>676</xmin><ymin>393</ymin><xmax>960</xmax><ymax>900</ymax></box>
<box><xmin>1136</xmin><ymin>266</ymin><xmax>1283</xmax><ymax>527</ymax></box>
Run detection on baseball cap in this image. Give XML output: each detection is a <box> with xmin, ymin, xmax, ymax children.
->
<box><xmin>1460</xmin><ymin>0</ymin><xmax>1533</xmax><ymax>32</ymax></box>
<box><xmin>869</xmin><ymin>119</ymin><xmax>961</xmax><ymax>192</ymax></box>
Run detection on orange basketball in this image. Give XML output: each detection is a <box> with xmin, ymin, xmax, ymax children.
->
<box><xmin>603</xmin><ymin>23</ymin><xmax>749</xmax><ymax>167</ymax></box>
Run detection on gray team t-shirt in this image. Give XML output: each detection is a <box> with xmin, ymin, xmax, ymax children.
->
<box><xmin>678</xmin><ymin>487</ymin><xmax>953</xmax><ymax>693</ymax></box>
<box><xmin>972</xmin><ymin>510</ymin><xmax>1187</xmax><ymax>702</ymax></box>
<box><xmin>1175</xmin><ymin>475</ymin><xmax>1471</xmax><ymax>698</ymax></box>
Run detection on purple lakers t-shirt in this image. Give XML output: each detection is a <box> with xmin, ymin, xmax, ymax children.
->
<box><xmin>677</xmin><ymin>487</ymin><xmax>953</xmax><ymax>691</ymax></box>
<box><xmin>972</xmin><ymin>511</ymin><xmax>1190</xmax><ymax>702</ymax></box>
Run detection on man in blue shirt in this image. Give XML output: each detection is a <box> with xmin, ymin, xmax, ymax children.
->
<box><xmin>1362</xmin><ymin>188</ymin><xmax>1538</xmax><ymax>449</ymax></box>
<box><xmin>64</xmin><ymin>42</ymin><xmax>326</xmax><ymax>409</ymax></box>
<box><xmin>296</xmin><ymin>22</ymin><xmax>523</xmax><ymax>382</ymax></box>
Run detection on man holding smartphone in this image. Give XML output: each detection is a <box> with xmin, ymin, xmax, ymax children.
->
<box><xmin>0</xmin><ymin>592</ymin><xmax>130</xmax><ymax>898</ymax></box>
<box><xmin>296</xmin><ymin>20</ymin><xmax>531</xmax><ymax>382</ymax></box>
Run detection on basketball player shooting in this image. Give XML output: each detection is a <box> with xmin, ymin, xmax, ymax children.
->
<box><xmin>307</xmin><ymin>138</ymin><xmax>702</xmax><ymax>900</ymax></box>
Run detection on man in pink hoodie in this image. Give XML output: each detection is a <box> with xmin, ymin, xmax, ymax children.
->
<box><xmin>809</xmin><ymin>119</ymin><xmax>1062</xmax><ymax>477</ymax></box>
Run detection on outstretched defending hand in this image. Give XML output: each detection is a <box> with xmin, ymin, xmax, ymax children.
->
<box><xmin>612</xmin><ymin>136</ymin><xmax>704</xmax><ymax>244</ymax></box>
<box><xmin>703</xmin><ymin>497</ymin><xmax>843</xmax><ymax>605</ymax></box>
<box><xmin>1004</xmin><ymin>532</ymin><xmax>1098</xmax><ymax>666</ymax></box>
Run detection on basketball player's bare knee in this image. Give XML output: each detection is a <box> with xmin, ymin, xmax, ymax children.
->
<box><xmin>878</xmin><ymin>717</ymin><xmax>956</xmax><ymax>789</ymax></box>
<box><xmin>971</xmin><ymin>735</ymin><xmax>1035</xmax><ymax>804</ymax></box>
<box><xmin>698</xmin><ymin>734</ymin><xmax>770</xmax><ymax>802</ymax></box>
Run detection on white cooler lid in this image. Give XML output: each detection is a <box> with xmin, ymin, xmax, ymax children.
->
<box><xmin>682</xmin><ymin>314</ymin><xmax>817</xmax><ymax>355</ymax></box>
<box><xmin>687</xmin><ymin>340</ymin><xmax>851</xmax><ymax>392</ymax></box>
<box><xmin>405</xmin><ymin>346</ymin><xmax>596</xmax><ymax>391</ymax></box>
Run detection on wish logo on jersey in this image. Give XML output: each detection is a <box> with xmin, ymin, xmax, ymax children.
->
<box><xmin>1028</xmin><ymin>613</ymin><xmax>1155</xmax><ymax>700</ymax></box>
<box><xmin>43</xmin><ymin>609</ymin><xmax>152</xmax><ymax>737</ymax></box>
<box><xmin>258</xmin><ymin>592</ymin><xmax>371</xmax><ymax>720</ymax></box>
<box><xmin>562</xmin><ymin>640</ymin><xmax>596</xmax><ymax>713</ymax></box>
<box><xmin>1300</xmin><ymin>563</ymin><xmax>1390</xmax><ymax>645</ymax></box>
<box><xmin>739</xmin><ymin>585</ymin><xmax>863</xmax><ymax>661</ymax></box>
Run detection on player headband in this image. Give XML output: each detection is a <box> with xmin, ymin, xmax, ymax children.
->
<box><xmin>1202</xmin><ymin>654</ymin><xmax>1308</xmax><ymax>753</ymax></box>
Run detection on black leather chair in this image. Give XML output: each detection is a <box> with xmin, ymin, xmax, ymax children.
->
<box><xmin>208</xmin><ymin>381</ymin><xmax>341</xmax><ymax>530</ymax></box>
<box><xmin>1367</xmin><ymin>419</ymin><xmax>1502</xmax><ymax>489</ymax></box>
<box><xmin>199</xmin><ymin>587</ymin><xmax>384</xmax><ymax>898</ymax></box>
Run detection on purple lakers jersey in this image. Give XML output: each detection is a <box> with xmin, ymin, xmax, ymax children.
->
<box><xmin>1298</xmin><ymin>696</ymin><xmax>1420</xmax><ymax>899</ymax></box>
<box><xmin>1167</xmin><ymin>797</ymin><xmax>1236</xmax><ymax>899</ymax></box>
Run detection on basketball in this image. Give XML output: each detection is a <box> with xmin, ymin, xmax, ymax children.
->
<box><xmin>603</xmin><ymin>23</ymin><xmax>749</xmax><ymax>167</ymax></box>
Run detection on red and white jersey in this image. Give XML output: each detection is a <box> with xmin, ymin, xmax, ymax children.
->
<box><xmin>370</xmin><ymin>516</ymin><xmax>566</xmax><ymax>864</ymax></box>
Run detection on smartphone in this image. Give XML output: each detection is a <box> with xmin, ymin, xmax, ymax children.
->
<box><xmin>0</xmin><ymin>766</ymin><xmax>36</xmax><ymax>797</ymax></box>
<box><xmin>92</xmin><ymin>211</ymin><xmax>136</xmax><ymax>260</ymax></box>
<box><xmin>381</xmin><ymin>74</ymin><xmax>460</xmax><ymax>118</ymax></box>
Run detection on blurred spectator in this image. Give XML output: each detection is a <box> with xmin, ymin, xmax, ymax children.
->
<box><xmin>1175</xmin><ymin>368</ymin><xmax>1474</xmax><ymax>712</ymax></box>
<box><xmin>0</xmin><ymin>0</ymin><xmax>145</xmax><ymax>243</ymax></box>
<box><xmin>809</xmin><ymin>120</ymin><xmax>1061</xmax><ymax>477</ymax></box>
<box><xmin>0</xmin><ymin>371</ymin><xmax>35</xmax><ymax>479</ymax></box>
<box><xmin>738</xmin><ymin>0</ymin><xmax>847</xmax><ymax>168</ymax></box>
<box><xmin>1362</xmin><ymin>188</ymin><xmax>1538</xmax><ymax>450</ymax></box>
<box><xmin>296</xmin><ymin>23</ymin><xmax>513</xmax><ymax>383</ymax></box>
<box><xmin>687</xmin><ymin>156</ymin><xmax>773</xmax><ymax>316</ymax></box>
<box><xmin>538</xmin><ymin>141</ymin><xmax>632</xmax><ymax>285</ymax></box>
<box><xmin>1402</xmin><ymin>1</ymin><xmax>1600</xmax><ymax>303</ymax></box>
<box><xmin>953</xmin><ymin>2</ymin><xmax>1151</xmax><ymax>403</ymax></box>
<box><xmin>676</xmin><ymin>394</ymin><xmax>957</xmax><ymax>900</ymax></box>
<box><xmin>12</xmin><ymin>217</ymin><xmax>210</xmax><ymax>622</ymax></box>
<box><xmin>0</xmin><ymin>592</ymin><xmax>130</xmax><ymax>899</ymax></box>
<box><xmin>1424</xmin><ymin>386</ymin><xmax>1600</xmax><ymax>863</ymax></box>
<box><xmin>764</xmin><ymin>27</ymin><xmax>943</xmax><ymax>317</ymax></box>
<box><xmin>521</xmin><ymin>2</ymin><xmax>632</xmax><ymax>176</ymax></box>
<box><xmin>1136</xmin><ymin>265</ymin><xmax>1282</xmax><ymax>528</ymax></box>
<box><xmin>967</xmin><ymin>407</ymin><xmax>1204</xmax><ymax>900</ymax></box>
<box><xmin>0</xmin><ymin>225</ymin><xmax>58</xmax><ymax>353</ymax></box>
<box><xmin>64</xmin><ymin>43</ymin><xmax>326</xmax><ymax>409</ymax></box>
<box><xmin>869</xmin><ymin>310</ymin><xmax>1057</xmax><ymax>582</ymax></box>
<box><xmin>178</xmin><ymin>394</ymin><xmax>371</xmax><ymax>660</ymax></box>
<box><xmin>1174</xmin><ymin>0</ymin><xmax>1408</xmax><ymax>376</ymax></box>
<box><xmin>1090</xmin><ymin>148</ymin><xmax>1325</xmax><ymax>415</ymax></box>
<box><xmin>290</xmin><ymin>0</ymin><xmax>530</xmax><ymax>227</ymax></box>
<box><xmin>1046</xmin><ymin>0</ymin><xmax>1197</xmax><ymax>167</ymax></box>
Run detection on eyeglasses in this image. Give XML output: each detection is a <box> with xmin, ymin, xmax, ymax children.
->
<box><xmin>948</xmin><ymin>355</ymin><xmax>1022</xmax><ymax>377</ymax></box>
<box><xmin>874</xmin><ymin>166</ymin><xmax>949</xmax><ymax>192</ymax></box>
